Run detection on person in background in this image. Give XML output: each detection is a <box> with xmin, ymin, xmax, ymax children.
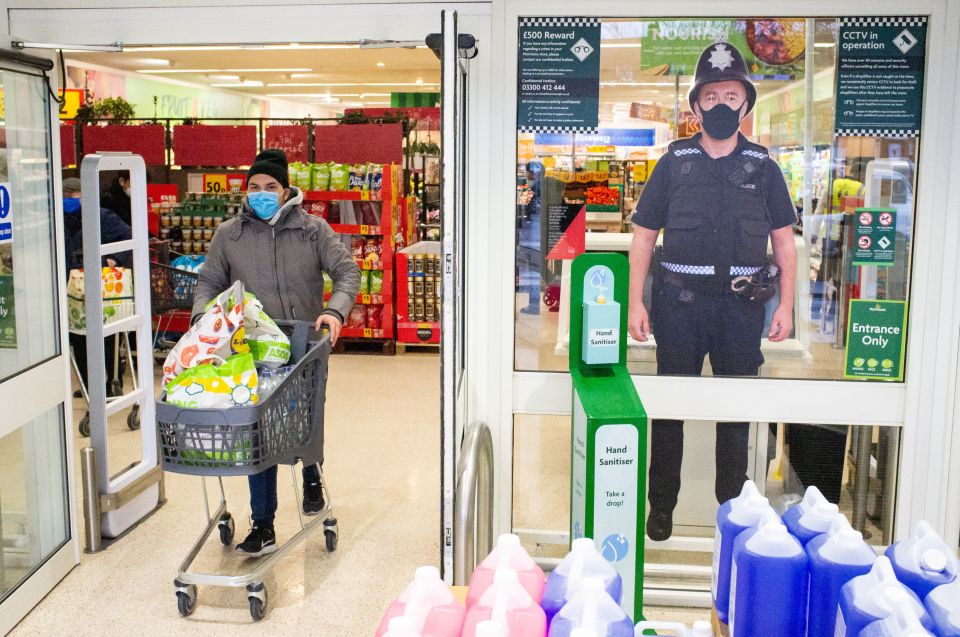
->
<box><xmin>517</xmin><ymin>160</ymin><xmax>543</xmax><ymax>314</ymax></box>
<box><xmin>193</xmin><ymin>149</ymin><xmax>360</xmax><ymax>557</ymax></box>
<box><xmin>63</xmin><ymin>176</ymin><xmax>132</xmax><ymax>398</ymax></box>
<box><xmin>100</xmin><ymin>171</ymin><xmax>132</xmax><ymax>227</ymax></box>
<box><xmin>627</xmin><ymin>42</ymin><xmax>798</xmax><ymax>541</ymax></box>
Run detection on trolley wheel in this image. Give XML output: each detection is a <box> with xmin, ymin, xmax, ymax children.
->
<box><xmin>218</xmin><ymin>513</ymin><xmax>235</xmax><ymax>546</ymax></box>
<box><xmin>109</xmin><ymin>378</ymin><xmax>123</xmax><ymax>397</ymax></box>
<box><xmin>175</xmin><ymin>584</ymin><xmax>197</xmax><ymax>617</ymax></box>
<box><xmin>79</xmin><ymin>413</ymin><xmax>90</xmax><ymax>438</ymax></box>
<box><xmin>247</xmin><ymin>583</ymin><xmax>267</xmax><ymax>622</ymax></box>
<box><xmin>325</xmin><ymin>529</ymin><xmax>338</xmax><ymax>552</ymax></box>
<box><xmin>127</xmin><ymin>405</ymin><xmax>141</xmax><ymax>430</ymax></box>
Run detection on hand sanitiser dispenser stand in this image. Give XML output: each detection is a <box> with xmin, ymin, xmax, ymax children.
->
<box><xmin>569</xmin><ymin>253</ymin><xmax>647</xmax><ymax>622</ymax></box>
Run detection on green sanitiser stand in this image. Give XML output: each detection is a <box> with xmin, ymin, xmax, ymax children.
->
<box><xmin>569</xmin><ymin>252</ymin><xmax>647</xmax><ymax>622</ymax></box>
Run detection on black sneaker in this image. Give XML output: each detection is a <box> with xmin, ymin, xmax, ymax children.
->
<box><xmin>303</xmin><ymin>481</ymin><xmax>325</xmax><ymax>516</ymax></box>
<box><xmin>646</xmin><ymin>508</ymin><xmax>673</xmax><ymax>542</ymax></box>
<box><xmin>235</xmin><ymin>525</ymin><xmax>277</xmax><ymax>557</ymax></box>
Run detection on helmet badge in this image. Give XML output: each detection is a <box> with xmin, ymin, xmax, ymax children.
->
<box><xmin>708</xmin><ymin>44</ymin><xmax>734</xmax><ymax>71</ymax></box>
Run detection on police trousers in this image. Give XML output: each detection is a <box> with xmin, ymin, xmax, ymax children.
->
<box><xmin>648</xmin><ymin>278</ymin><xmax>766</xmax><ymax>513</ymax></box>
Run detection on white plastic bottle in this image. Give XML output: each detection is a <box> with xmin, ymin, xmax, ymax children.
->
<box><xmin>474</xmin><ymin>620</ymin><xmax>508</xmax><ymax>637</ymax></box>
<box><xmin>859</xmin><ymin>599</ymin><xmax>935</xmax><ymax>637</ymax></box>
<box><xmin>885</xmin><ymin>520</ymin><xmax>959</xmax><ymax>600</ymax></box>
<box><xmin>547</xmin><ymin>577</ymin><xmax>633</xmax><ymax>637</ymax></box>
<box><xmin>383</xmin><ymin>616</ymin><xmax>423</xmax><ymax>637</ymax></box>
<box><xmin>780</xmin><ymin>485</ymin><xmax>844</xmax><ymax>546</ymax></box>
<box><xmin>541</xmin><ymin>538</ymin><xmax>623</xmax><ymax>624</ymax></box>
<box><xmin>633</xmin><ymin>620</ymin><xmax>714</xmax><ymax>636</ymax></box>
<box><xmin>925</xmin><ymin>579</ymin><xmax>960</xmax><ymax>637</ymax></box>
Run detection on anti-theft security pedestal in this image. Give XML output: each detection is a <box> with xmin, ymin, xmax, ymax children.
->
<box><xmin>569</xmin><ymin>253</ymin><xmax>647</xmax><ymax>621</ymax></box>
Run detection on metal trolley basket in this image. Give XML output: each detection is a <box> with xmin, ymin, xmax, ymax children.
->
<box><xmin>156</xmin><ymin>321</ymin><xmax>338</xmax><ymax>621</ymax></box>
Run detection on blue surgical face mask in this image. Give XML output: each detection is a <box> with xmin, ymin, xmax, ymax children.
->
<box><xmin>63</xmin><ymin>197</ymin><xmax>81</xmax><ymax>214</ymax></box>
<box><xmin>247</xmin><ymin>191</ymin><xmax>280</xmax><ymax>220</ymax></box>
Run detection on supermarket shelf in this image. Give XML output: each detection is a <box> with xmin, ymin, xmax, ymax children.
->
<box><xmin>356</xmin><ymin>260</ymin><xmax>385</xmax><ymax>271</ymax></box>
<box><xmin>303</xmin><ymin>190</ymin><xmax>367</xmax><ymax>201</ymax></box>
<box><xmin>329</xmin><ymin>223</ymin><xmax>384</xmax><ymax>235</ymax></box>
<box><xmin>340</xmin><ymin>327</ymin><xmax>390</xmax><ymax>339</ymax></box>
<box><xmin>324</xmin><ymin>292</ymin><xmax>392</xmax><ymax>305</ymax></box>
<box><xmin>398</xmin><ymin>321</ymin><xmax>440</xmax><ymax>329</ymax></box>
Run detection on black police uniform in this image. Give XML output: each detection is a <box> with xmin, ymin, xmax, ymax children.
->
<box><xmin>631</xmin><ymin>131</ymin><xmax>796</xmax><ymax>512</ymax></box>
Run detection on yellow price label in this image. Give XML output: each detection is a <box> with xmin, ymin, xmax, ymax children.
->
<box><xmin>363</xmin><ymin>328</ymin><xmax>372</xmax><ymax>338</ymax></box>
<box><xmin>359</xmin><ymin>225</ymin><xmax>369</xmax><ymax>235</ymax></box>
<box><xmin>362</xmin><ymin>294</ymin><xmax>371</xmax><ymax>304</ymax></box>
<box><xmin>204</xmin><ymin>174</ymin><xmax>228</xmax><ymax>194</ymax></box>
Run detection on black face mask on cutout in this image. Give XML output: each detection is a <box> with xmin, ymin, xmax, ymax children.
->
<box><xmin>698</xmin><ymin>103</ymin><xmax>742</xmax><ymax>140</ymax></box>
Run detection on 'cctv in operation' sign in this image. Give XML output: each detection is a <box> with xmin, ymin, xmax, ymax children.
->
<box><xmin>0</xmin><ymin>183</ymin><xmax>12</xmax><ymax>245</ymax></box>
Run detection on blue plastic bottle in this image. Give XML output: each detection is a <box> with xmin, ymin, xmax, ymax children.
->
<box><xmin>806</xmin><ymin>518</ymin><xmax>877</xmax><ymax>637</ymax></box>
<box><xmin>541</xmin><ymin>538</ymin><xmax>622</xmax><ymax>624</ymax></box>
<box><xmin>886</xmin><ymin>521</ymin><xmax>959</xmax><ymax>600</ymax></box>
<box><xmin>548</xmin><ymin>577</ymin><xmax>633</xmax><ymax>637</ymax></box>
<box><xmin>728</xmin><ymin>517</ymin><xmax>808</xmax><ymax>637</ymax></box>
<box><xmin>836</xmin><ymin>556</ymin><xmax>934</xmax><ymax>637</ymax></box>
<box><xmin>860</xmin><ymin>600</ymin><xmax>935</xmax><ymax>637</ymax></box>
<box><xmin>925</xmin><ymin>579</ymin><xmax>960</xmax><ymax>637</ymax></box>
<box><xmin>711</xmin><ymin>480</ymin><xmax>774</xmax><ymax>624</ymax></box>
<box><xmin>781</xmin><ymin>485</ymin><xmax>844</xmax><ymax>546</ymax></box>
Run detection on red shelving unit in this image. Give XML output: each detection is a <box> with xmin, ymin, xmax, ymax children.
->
<box><xmin>396</xmin><ymin>242</ymin><xmax>441</xmax><ymax>346</ymax></box>
<box><xmin>303</xmin><ymin>164</ymin><xmax>403</xmax><ymax>352</ymax></box>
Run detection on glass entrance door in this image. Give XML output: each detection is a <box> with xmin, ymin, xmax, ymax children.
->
<box><xmin>0</xmin><ymin>56</ymin><xmax>79</xmax><ymax>634</ymax></box>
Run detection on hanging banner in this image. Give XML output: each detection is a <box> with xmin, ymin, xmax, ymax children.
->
<box><xmin>835</xmin><ymin>16</ymin><xmax>927</xmax><ymax>137</ymax></box>
<box><xmin>518</xmin><ymin>17</ymin><xmax>601</xmax><ymax>133</ymax></box>
<box><xmin>853</xmin><ymin>208</ymin><xmax>897</xmax><ymax>266</ymax></box>
<box><xmin>639</xmin><ymin>19</ymin><xmax>806</xmax><ymax>80</ymax></box>
<box><xmin>844</xmin><ymin>299</ymin><xmax>907</xmax><ymax>381</ymax></box>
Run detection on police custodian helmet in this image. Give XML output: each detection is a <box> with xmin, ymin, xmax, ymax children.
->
<box><xmin>688</xmin><ymin>41</ymin><xmax>757</xmax><ymax>114</ymax></box>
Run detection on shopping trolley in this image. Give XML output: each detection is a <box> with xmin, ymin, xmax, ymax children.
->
<box><xmin>68</xmin><ymin>279</ymin><xmax>142</xmax><ymax>437</ymax></box>
<box><xmin>149</xmin><ymin>242</ymin><xmax>201</xmax><ymax>362</ymax></box>
<box><xmin>155</xmin><ymin>320</ymin><xmax>338</xmax><ymax>621</ymax></box>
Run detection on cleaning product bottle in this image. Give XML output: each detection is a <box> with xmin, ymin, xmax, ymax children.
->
<box><xmin>383</xmin><ymin>616</ymin><xmax>422</xmax><ymax>637</ymax></box>
<box><xmin>633</xmin><ymin>620</ymin><xmax>714</xmax><ymax>636</ymax></box>
<box><xmin>711</xmin><ymin>480</ymin><xmax>775</xmax><ymax>624</ymax></box>
<box><xmin>728</xmin><ymin>515</ymin><xmax>808</xmax><ymax>637</ymax></box>
<box><xmin>547</xmin><ymin>577</ymin><xmax>633</xmax><ymax>637</ymax></box>
<box><xmin>806</xmin><ymin>517</ymin><xmax>877</xmax><ymax>637</ymax></box>
<box><xmin>885</xmin><ymin>520</ymin><xmax>959</xmax><ymax>599</ymax></box>
<box><xmin>474</xmin><ymin>620</ymin><xmax>508</xmax><ymax>637</ymax></box>
<box><xmin>925</xmin><ymin>579</ymin><xmax>960</xmax><ymax>637</ymax></box>
<box><xmin>781</xmin><ymin>485</ymin><xmax>844</xmax><ymax>546</ymax></box>
<box><xmin>836</xmin><ymin>556</ymin><xmax>933</xmax><ymax>637</ymax></box>
<box><xmin>541</xmin><ymin>538</ymin><xmax>623</xmax><ymax>624</ymax></box>
<box><xmin>859</xmin><ymin>599</ymin><xmax>936</xmax><ymax>637</ymax></box>
<box><xmin>374</xmin><ymin>566</ymin><xmax>465</xmax><ymax>637</ymax></box>
<box><xmin>461</xmin><ymin>570</ymin><xmax>547</xmax><ymax>637</ymax></box>
<box><xmin>572</xmin><ymin>630</ymin><xmax>599</xmax><ymax>637</ymax></box>
<box><xmin>466</xmin><ymin>534</ymin><xmax>545</xmax><ymax>608</ymax></box>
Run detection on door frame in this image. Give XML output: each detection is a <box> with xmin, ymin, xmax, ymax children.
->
<box><xmin>491</xmin><ymin>0</ymin><xmax>960</xmax><ymax>552</ymax></box>
<box><xmin>0</xmin><ymin>52</ymin><xmax>81</xmax><ymax>634</ymax></box>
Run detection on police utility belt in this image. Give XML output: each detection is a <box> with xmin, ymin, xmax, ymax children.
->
<box><xmin>660</xmin><ymin>262</ymin><xmax>781</xmax><ymax>304</ymax></box>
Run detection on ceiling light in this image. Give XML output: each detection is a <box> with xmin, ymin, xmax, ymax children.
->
<box><xmin>266</xmin><ymin>93</ymin><xmax>360</xmax><ymax>98</ymax></box>
<box><xmin>133</xmin><ymin>57</ymin><xmax>171</xmax><ymax>67</ymax></box>
<box><xmin>376</xmin><ymin>62</ymin><xmax>386</xmax><ymax>67</ymax></box>
<box><xmin>137</xmin><ymin>69</ymin><xmax>219</xmax><ymax>74</ymax></box>
<box><xmin>814</xmin><ymin>43</ymin><xmax>836</xmax><ymax>48</ymax></box>
<box><xmin>209</xmin><ymin>74</ymin><xmax>240</xmax><ymax>81</ymax></box>
<box><xmin>364</xmin><ymin>101</ymin><xmax>392</xmax><ymax>105</ymax></box>
<box><xmin>267</xmin><ymin>82</ymin><xmax>439</xmax><ymax>87</ymax></box>
<box><xmin>223</xmin><ymin>68</ymin><xmax>313</xmax><ymax>73</ymax></box>
<box><xmin>360</xmin><ymin>93</ymin><xmax>391</xmax><ymax>98</ymax></box>
<box><xmin>123</xmin><ymin>44</ymin><xmax>359</xmax><ymax>52</ymax></box>
<box><xmin>211</xmin><ymin>80</ymin><xmax>263</xmax><ymax>87</ymax></box>
<box><xmin>415</xmin><ymin>78</ymin><xmax>424</xmax><ymax>85</ymax></box>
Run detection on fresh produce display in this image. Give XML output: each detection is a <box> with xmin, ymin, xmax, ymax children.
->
<box><xmin>585</xmin><ymin>186</ymin><xmax>620</xmax><ymax>206</ymax></box>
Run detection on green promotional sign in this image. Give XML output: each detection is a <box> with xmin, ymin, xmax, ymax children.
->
<box><xmin>844</xmin><ymin>299</ymin><xmax>907</xmax><ymax>381</ymax></box>
<box><xmin>853</xmin><ymin>208</ymin><xmax>897</xmax><ymax>266</ymax></box>
<box><xmin>835</xmin><ymin>16</ymin><xmax>927</xmax><ymax>137</ymax></box>
<box><xmin>0</xmin><ymin>274</ymin><xmax>15</xmax><ymax>349</ymax></box>
<box><xmin>639</xmin><ymin>19</ymin><xmax>806</xmax><ymax>79</ymax></box>
<box><xmin>518</xmin><ymin>17</ymin><xmax>601</xmax><ymax>133</ymax></box>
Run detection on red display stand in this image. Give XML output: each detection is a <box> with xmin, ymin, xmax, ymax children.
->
<box><xmin>395</xmin><ymin>242</ymin><xmax>441</xmax><ymax>346</ymax></box>
<box><xmin>60</xmin><ymin>124</ymin><xmax>77</xmax><ymax>167</ymax></box>
<box><xmin>173</xmin><ymin>125</ymin><xmax>257</xmax><ymax>167</ymax></box>
<box><xmin>265</xmin><ymin>125</ymin><xmax>309</xmax><ymax>163</ymax></box>
<box><xmin>302</xmin><ymin>164</ymin><xmax>404</xmax><ymax>351</ymax></box>
<box><xmin>314</xmin><ymin>123</ymin><xmax>403</xmax><ymax>165</ymax></box>
<box><xmin>82</xmin><ymin>124</ymin><xmax>167</xmax><ymax>165</ymax></box>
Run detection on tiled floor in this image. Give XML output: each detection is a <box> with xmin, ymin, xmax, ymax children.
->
<box><xmin>6</xmin><ymin>347</ymin><xmax>736</xmax><ymax>635</ymax></box>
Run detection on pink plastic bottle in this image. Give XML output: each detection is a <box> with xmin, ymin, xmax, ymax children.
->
<box><xmin>374</xmin><ymin>566</ymin><xmax>465</xmax><ymax>637</ymax></box>
<box><xmin>461</xmin><ymin>570</ymin><xmax>548</xmax><ymax>637</ymax></box>
<box><xmin>466</xmin><ymin>534</ymin><xmax>545</xmax><ymax>607</ymax></box>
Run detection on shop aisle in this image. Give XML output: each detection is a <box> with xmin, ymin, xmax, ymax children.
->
<box><xmin>11</xmin><ymin>352</ymin><xmax>441</xmax><ymax>636</ymax></box>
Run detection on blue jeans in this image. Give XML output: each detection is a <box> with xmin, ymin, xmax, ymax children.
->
<box><xmin>249</xmin><ymin>463</ymin><xmax>321</xmax><ymax>527</ymax></box>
